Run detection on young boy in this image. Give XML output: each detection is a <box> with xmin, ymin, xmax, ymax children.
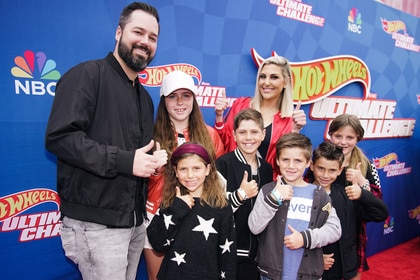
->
<box><xmin>248</xmin><ymin>133</ymin><xmax>341</xmax><ymax>280</ymax></box>
<box><xmin>310</xmin><ymin>142</ymin><xmax>388</xmax><ymax>280</ymax></box>
<box><xmin>216</xmin><ymin>108</ymin><xmax>273</xmax><ymax>280</ymax></box>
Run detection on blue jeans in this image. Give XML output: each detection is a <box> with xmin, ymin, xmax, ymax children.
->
<box><xmin>60</xmin><ymin>216</ymin><xmax>146</xmax><ymax>280</ymax></box>
<box><xmin>260</xmin><ymin>275</ymin><xmax>272</xmax><ymax>280</ymax></box>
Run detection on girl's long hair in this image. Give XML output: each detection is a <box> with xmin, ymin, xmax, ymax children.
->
<box><xmin>250</xmin><ymin>55</ymin><xmax>294</xmax><ymax>118</ymax></box>
<box><xmin>328</xmin><ymin>114</ymin><xmax>369</xmax><ymax>176</ymax></box>
<box><xmin>161</xmin><ymin>143</ymin><xmax>227</xmax><ymax>209</ymax></box>
<box><xmin>153</xmin><ymin>96</ymin><xmax>216</xmax><ymax>160</ymax></box>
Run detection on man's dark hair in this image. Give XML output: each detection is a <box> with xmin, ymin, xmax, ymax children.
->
<box><xmin>119</xmin><ymin>2</ymin><xmax>160</xmax><ymax>32</ymax></box>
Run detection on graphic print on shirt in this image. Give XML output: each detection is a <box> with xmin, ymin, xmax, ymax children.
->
<box><xmin>192</xmin><ymin>215</ymin><xmax>218</xmax><ymax>240</ymax></box>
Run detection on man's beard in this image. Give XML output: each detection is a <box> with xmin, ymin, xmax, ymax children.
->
<box><xmin>118</xmin><ymin>40</ymin><xmax>154</xmax><ymax>72</ymax></box>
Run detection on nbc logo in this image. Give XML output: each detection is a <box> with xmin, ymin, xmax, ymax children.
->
<box><xmin>11</xmin><ymin>50</ymin><xmax>61</xmax><ymax>96</ymax></box>
<box><xmin>383</xmin><ymin>215</ymin><xmax>394</xmax><ymax>235</ymax></box>
<box><xmin>348</xmin><ymin>8</ymin><xmax>362</xmax><ymax>34</ymax></box>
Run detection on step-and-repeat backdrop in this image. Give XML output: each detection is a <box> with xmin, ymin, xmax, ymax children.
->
<box><xmin>1</xmin><ymin>0</ymin><xmax>419</xmax><ymax>279</ymax></box>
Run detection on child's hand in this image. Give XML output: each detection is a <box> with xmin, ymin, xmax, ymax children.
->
<box><xmin>345</xmin><ymin>173</ymin><xmax>362</xmax><ymax>200</ymax></box>
<box><xmin>273</xmin><ymin>176</ymin><xmax>293</xmax><ymax>201</ymax></box>
<box><xmin>238</xmin><ymin>171</ymin><xmax>259</xmax><ymax>200</ymax></box>
<box><xmin>345</xmin><ymin>162</ymin><xmax>365</xmax><ymax>186</ymax></box>
<box><xmin>176</xmin><ymin>186</ymin><xmax>195</xmax><ymax>209</ymax></box>
<box><xmin>284</xmin><ymin>225</ymin><xmax>303</xmax><ymax>249</ymax></box>
<box><xmin>153</xmin><ymin>142</ymin><xmax>168</xmax><ymax>167</ymax></box>
<box><xmin>323</xmin><ymin>253</ymin><xmax>335</xmax><ymax>270</ymax></box>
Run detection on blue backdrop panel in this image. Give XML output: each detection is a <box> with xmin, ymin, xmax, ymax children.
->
<box><xmin>1</xmin><ymin>0</ymin><xmax>419</xmax><ymax>279</ymax></box>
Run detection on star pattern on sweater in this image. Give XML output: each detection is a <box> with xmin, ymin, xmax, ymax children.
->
<box><xmin>171</xmin><ymin>251</ymin><xmax>186</xmax><ymax>266</ymax></box>
<box><xmin>220</xmin><ymin>271</ymin><xmax>226</xmax><ymax>279</ymax></box>
<box><xmin>164</xmin><ymin>239</ymin><xmax>173</xmax><ymax>247</ymax></box>
<box><xmin>163</xmin><ymin>214</ymin><xmax>175</xmax><ymax>229</ymax></box>
<box><xmin>192</xmin><ymin>215</ymin><xmax>218</xmax><ymax>240</ymax></box>
<box><xmin>219</xmin><ymin>238</ymin><xmax>234</xmax><ymax>254</ymax></box>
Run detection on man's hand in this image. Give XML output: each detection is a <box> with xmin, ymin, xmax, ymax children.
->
<box><xmin>133</xmin><ymin>140</ymin><xmax>159</xmax><ymax>177</ymax></box>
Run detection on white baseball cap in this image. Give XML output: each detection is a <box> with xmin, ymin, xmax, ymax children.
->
<box><xmin>160</xmin><ymin>70</ymin><xmax>198</xmax><ymax>97</ymax></box>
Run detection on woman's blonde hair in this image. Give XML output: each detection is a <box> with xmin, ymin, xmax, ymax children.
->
<box><xmin>250</xmin><ymin>55</ymin><xmax>294</xmax><ymax>117</ymax></box>
<box><xmin>328</xmin><ymin>114</ymin><xmax>369</xmax><ymax>176</ymax></box>
<box><xmin>161</xmin><ymin>142</ymin><xmax>228</xmax><ymax>209</ymax></box>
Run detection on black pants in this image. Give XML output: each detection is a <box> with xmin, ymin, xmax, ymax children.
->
<box><xmin>236</xmin><ymin>261</ymin><xmax>259</xmax><ymax>280</ymax></box>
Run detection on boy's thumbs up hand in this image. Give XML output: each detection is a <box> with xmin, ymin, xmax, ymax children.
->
<box><xmin>238</xmin><ymin>170</ymin><xmax>259</xmax><ymax>200</ymax></box>
<box><xmin>284</xmin><ymin>224</ymin><xmax>304</xmax><ymax>249</ymax></box>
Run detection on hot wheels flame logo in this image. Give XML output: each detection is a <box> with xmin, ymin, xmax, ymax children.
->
<box><xmin>251</xmin><ymin>48</ymin><xmax>370</xmax><ymax>104</ymax></box>
<box><xmin>0</xmin><ymin>189</ymin><xmax>60</xmax><ymax>221</ymax></box>
<box><xmin>381</xmin><ymin>18</ymin><xmax>407</xmax><ymax>35</ymax></box>
<box><xmin>139</xmin><ymin>63</ymin><xmax>202</xmax><ymax>87</ymax></box>
<box><xmin>408</xmin><ymin>205</ymin><xmax>420</xmax><ymax>224</ymax></box>
<box><xmin>373</xmin><ymin>153</ymin><xmax>398</xmax><ymax>169</ymax></box>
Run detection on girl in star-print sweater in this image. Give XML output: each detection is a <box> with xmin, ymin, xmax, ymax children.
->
<box><xmin>147</xmin><ymin>142</ymin><xmax>237</xmax><ymax>280</ymax></box>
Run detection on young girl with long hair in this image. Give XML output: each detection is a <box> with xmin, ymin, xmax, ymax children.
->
<box><xmin>144</xmin><ymin>70</ymin><xmax>224</xmax><ymax>280</ymax></box>
<box><xmin>328</xmin><ymin>114</ymin><xmax>383</xmax><ymax>279</ymax></box>
<box><xmin>147</xmin><ymin>142</ymin><xmax>236</xmax><ymax>280</ymax></box>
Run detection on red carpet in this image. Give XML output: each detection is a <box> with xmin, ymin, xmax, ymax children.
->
<box><xmin>362</xmin><ymin>237</ymin><xmax>420</xmax><ymax>280</ymax></box>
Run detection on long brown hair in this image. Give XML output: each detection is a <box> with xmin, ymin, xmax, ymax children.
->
<box><xmin>153</xmin><ymin>96</ymin><xmax>216</xmax><ymax>159</ymax></box>
<box><xmin>328</xmin><ymin>114</ymin><xmax>369</xmax><ymax>176</ymax></box>
<box><xmin>161</xmin><ymin>142</ymin><xmax>227</xmax><ymax>209</ymax></box>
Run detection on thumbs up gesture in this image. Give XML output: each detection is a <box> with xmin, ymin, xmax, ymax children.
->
<box><xmin>214</xmin><ymin>88</ymin><xmax>228</xmax><ymax>121</ymax></box>
<box><xmin>291</xmin><ymin>101</ymin><xmax>306</xmax><ymax>132</ymax></box>
<box><xmin>176</xmin><ymin>186</ymin><xmax>195</xmax><ymax>209</ymax></box>
<box><xmin>238</xmin><ymin>171</ymin><xmax>259</xmax><ymax>201</ymax></box>
<box><xmin>133</xmin><ymin>140</ymin><xmax>159</xmax><ymax>177</ymax></box>
<box><xmin>284</xmin><ymin>224</ymin><xmax>304</xmax><ymax>249</ymax></box>
<box><xmin>345</xmin><ymin>164</ymin><xmax>362</xmax><ymax>200</ymax></box>
<box><xmin>345</xmin><ymin>162</ymin><xmax>365</xmax><ymax>186</ymax></box>
<box><xmin>273</xmin><ymin>175</ymin><xmax>293</xmax><ymax>201</ymax></box>
<box><xmin>153</xmin><ymin>141</ymin><xmax>168</xmax><ymax>171</ymax></box>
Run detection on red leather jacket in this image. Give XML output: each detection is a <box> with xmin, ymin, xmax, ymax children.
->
<box><xmin>214</xmin><ymin>97</ymin><xmax>293</xmax><ymax>179</ymax></box>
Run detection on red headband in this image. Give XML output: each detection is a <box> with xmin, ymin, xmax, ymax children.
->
<box><xmin>171</xmin><ymin>143</ymin><xmax>211</xmax><ymax>165</ymax></box>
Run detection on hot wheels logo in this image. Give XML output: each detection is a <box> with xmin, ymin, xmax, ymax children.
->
<box><xmin>251</xmin><ymin>48</ymin><xmax>370</xmax><ymax>104</ymax></box>
<box><xmin>373</xmin><ymin>153</ymin><xmax>398</xmax><ymax>169</ymax></box>
<box><xmin>139</xmin><ymin>63</ymin><xmax>202</xmax><ymax>87</ymax></box>
<box><xmin>0</xmin><ymin>189</ymin><xmax>60</xmax><ymax>221</ymax></box>
<box><xmin>381</xmin><ymin>18</ymin><xmax>407</xmax><ymax>35</ymax></box>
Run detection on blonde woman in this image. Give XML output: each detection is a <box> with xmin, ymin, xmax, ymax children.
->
<box><xmin>215</xmin><ymin>56</ymin><xmax>306</xmax><ymax>179</ymax></box>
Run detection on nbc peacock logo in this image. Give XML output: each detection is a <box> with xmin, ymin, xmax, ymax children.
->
<box><xmin>383</xmin><ymin>215</ymin><xmax>394</xmax><ymax>235</ymax></box>
<box><xmin>347</xmin><ymin>8</ymin><xmax>362</xmax><ymax>34</ymax></box>
<box><xmin>11</xmin><ymin>50</ymin><xmax>61</xmax><ymax>96</ymax></box>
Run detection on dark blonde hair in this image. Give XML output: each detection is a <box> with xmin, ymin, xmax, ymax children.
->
<box><xmin>161</xmin><ymin>142</ymin><xmax>228</xmax><ymax>209</ymax></box>
<box><xmin>233</xmin><ymin>108</ymin><xmax>264</xmax><ymax>131</ymax></box>
<box><xmin>328</xmin><ymin>114</ymin><xmax>369</xmax><ymax>176</ymax></box>
<box><xmin>275</xmin><ymin>132</ymin><xmax>312</xmax><ymax>161</ymax></box>
<box><xmin>153</xmin><ymin>96</ymin><xmax>216</xmax><ymax>160</ymax></box>
<box><xmin>250</xmin><ymin>56</ymin><xmax>294</xmax><ymax>117</ymax></box>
